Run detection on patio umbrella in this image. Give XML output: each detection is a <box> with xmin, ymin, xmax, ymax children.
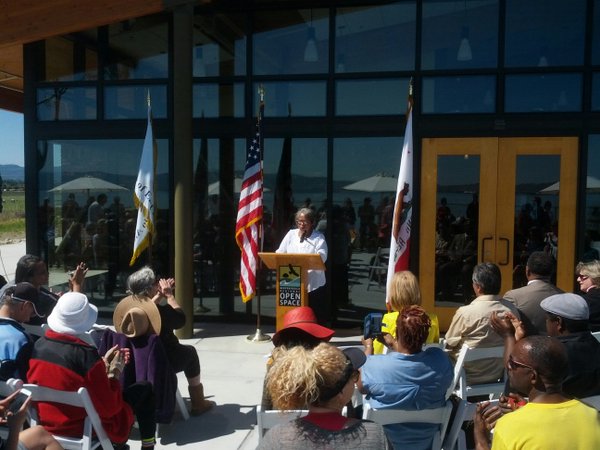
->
<box><xmin>539</xmin><ymin>176</ymin><xmax>600</xmax><ymax>194</ymax></box>
<box><xmin>343</xmin><ymin>174</ymin><xmax>398</xmax><ymax>193</ymax></box>
<box><xmin>49</xmin><ymin>176</ymin><xmax>129</xmax><ymax>197</ymax></box>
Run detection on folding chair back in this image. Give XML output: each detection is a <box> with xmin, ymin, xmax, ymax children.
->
<box><xmin>23</xmin><ymin>383</ymin><xmax>113</xmax><ymax>450</ymax></box>
<box><xmin>451</xmin><ymin>344</ymin><xmax>506</xmax><ymax>400</ymax></box>
<box><xmin>256</xmin><ymin>405</ymin><xmax>308</xmax><ymax>443</ymax></box>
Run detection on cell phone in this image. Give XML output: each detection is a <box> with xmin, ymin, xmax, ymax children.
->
<box><xmin>363</xmin><ymin>313</ymin><xmax>383</xmax><ymax>340</ymax></box>
<box><xmin>7</xmin><ymin>392</ymin><xmax>28</xmax><ymax>414</ymax></box>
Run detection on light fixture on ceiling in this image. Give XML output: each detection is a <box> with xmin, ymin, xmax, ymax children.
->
<box><xmin>456</xmin><ymin>26</ymin><xmax>473</xmax><ymax>61</ymax></box>
<box><xmin>304</xmin><ymin>10</ymin><xmax>319</xmax><ymax>62</ymax></box>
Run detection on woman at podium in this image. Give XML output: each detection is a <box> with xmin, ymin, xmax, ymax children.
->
<box><xmin>276</xmin><ymin>208</ymin><xmax>329</xmax><ymax>324</ymax></box>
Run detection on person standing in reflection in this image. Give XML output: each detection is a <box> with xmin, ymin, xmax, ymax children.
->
<box><xmin>277</xmin><ymin>208</ymin><xmax>329</xmax><ymax>324</ymax></box>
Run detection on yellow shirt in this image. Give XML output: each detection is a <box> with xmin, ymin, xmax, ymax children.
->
<box><xmin>372</xmin><ymin>310</ymin><xmax>440</xmax><ymax>355</ymax></box>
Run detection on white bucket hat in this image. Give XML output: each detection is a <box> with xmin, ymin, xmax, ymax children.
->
<box><xmin>47</xmin><ymin>292</ymin><xmax>98</xmax><ymax>335</ymax></box>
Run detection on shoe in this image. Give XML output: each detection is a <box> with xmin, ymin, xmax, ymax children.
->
<box><xmin>188</xmin><ymin>383</ymin><xmax>215</xmax><ymax>416</ymax></box>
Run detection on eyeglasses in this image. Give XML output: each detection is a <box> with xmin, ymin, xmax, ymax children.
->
<box><xmin>577</xmin><ymin>274</ymin><xmax>589</xmax><ymax>281</ymax></box>
<box><xmin>296</xmin><ymin>220</ymin><xmax>309</xmax><ymax>225</ymax></box>
<box><xmin>507</xmin><ymin>355</ymin><xmax>535</xmax><ymax>372</ymax></box>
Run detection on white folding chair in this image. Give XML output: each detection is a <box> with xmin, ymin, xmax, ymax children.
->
<box><xmin>256</xmin><ymin>405</ymin><xmax>309</xmax><ymax>443</ymax></box>
<box><xmin>363</xmin><ymin>400</ymin><xmax>454</xmax><ymax>450</ymax></box>
<box><xmin>581</xmin><ymin>395</ymin><xmax>600</xmax><ymax>410</ymax></box>
<box><xmin>367</xmin><ymin>247</ymin><xmax>389</xmax><ymax>290</ymax></box>
<box><xmin>592</xmin><ymin>331</ymin><xmax>600</xmax><ymax>343</ymax></box>
<box><xmin>450</xmin><ymin>343</ymin><xmax>506</xmax><ymax>400</ymax></box>
<box><xmin>23</xmin><ymin>383</ymin><xmax>113</xmax><ymax>450</ymax></box>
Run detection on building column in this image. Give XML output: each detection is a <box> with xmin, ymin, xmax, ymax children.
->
<box><xmin>172</xmin><ymin>3</ymin><xmax>194</xmax><ymax>338</ymax></box>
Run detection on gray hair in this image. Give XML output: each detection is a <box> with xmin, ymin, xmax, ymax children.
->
<box><xmin>127</xmin><ymin>266</ymin><xmax>156</xmax><ymax>296</ymax></box>
<box><xmin>472</xmin><ymin>262</ymin><xmax>501</xmax><ymax>295</ymax></box>
<box><xmin>295</xmin><ymin>208</ymin><xmax>316</xmax><ymax>224</ymax></box>
<box><xmin>576</xmin><ymin>259</ymin><xmax>600</xmax><ymax>286</ymax></box>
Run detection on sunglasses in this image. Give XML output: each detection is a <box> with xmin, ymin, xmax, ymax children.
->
<box><xmin>576</xmin><ymin>274</ymin><xmax>589</xmax><ymax>281</ymax></box>
<box><xmin>507</xmin><ymin>355</ymin><xmax>535</xmax><ymax>372</ymax></box>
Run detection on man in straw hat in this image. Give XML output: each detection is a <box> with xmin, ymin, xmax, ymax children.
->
<box><xmin>27</xmin><ymin>292</ymin><xmax>157</xmax><ymax>450</ymax></box>
<box><xmin>117</xmin><ymin>266</ymin><xmax>214</xmax><ymax>416</ymax></box>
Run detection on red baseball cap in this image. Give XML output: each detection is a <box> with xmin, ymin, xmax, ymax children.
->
<box><xmin>272</xmin><ymin>306</ymin><xmax>334</xmax><ymax>347</ymax></box>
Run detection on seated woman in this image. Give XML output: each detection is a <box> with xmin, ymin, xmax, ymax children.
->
<box><xmin>373</xmin><ymin>271</ymin><xmax>439</xmax><ymax>354</ymax></box>
<box><xmin>260</xmin><ymin>343</ymin><xmax>390</xmax><ymax>449</ymax></box>
<box><xmin>359</xmin><ymin>305</ymin><xmax>453</xmax><ymax>450</ymax></box>
<box><xmin>115</xmin><ymin>266</ymin><xmax>214</xmax><ymax>416</ymax></box>
<box><xmin>262</xmin><ymin>306</ymin><xmax>334</xmax><ymax>410</ymax></box>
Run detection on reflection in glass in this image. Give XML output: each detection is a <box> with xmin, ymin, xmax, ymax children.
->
<box><xmin>37</xmin><ymin>87</ymin><xmax>96</xmax><ymax>121</ymax></box>
<box><xmin>193</xmin><ymin>83</ymin><xmax>244</xmax><ymax>118</ymax></box>
<box><xmin>594</xmin><ymin>0</ymin><xmax>600</xmax><ymax>65</ymax></box>
<box><xmin>584</xmin><ymin>136</ymin><xmax>600</xmax><ymax>262</ymax></box>
<box><xmin>36</xmin><ymin>139</ymin><xmax>169</xmax><ymax>306</ymax></box>
<box><xmin>422</xmin><ymin>76</ymin><xmax>495</xmax><ymax>113</ymax></box>
<box><xmin>253</xmin><ymin>9</ymin><xmax>329</xmax><ymax>75</ymax></box>
<box><xmin>435</xmin><ymin>155</ymin><xmax>480</xmax><ymax>305</ymax></box>
<box><xmin>505</xmin><ymin>0</ymin><xmax>585</xmax><ymax>67</ymax></box>
<box><xmin>193</xmin><ymin>13</ymin><xmax>246</xmax><ymax>77</ymax></box>
<box><xmin>512</xmin><ymin>155</ymin><xmax>560</xmax><ymax>288</ymax></box>
<box><xmin>41</xmin><ymin>34</ymin><xmax>98</xmax><ymax>82</ymax></box>
<box><xmin>505</xmin><ymin>74</ymin><xmax>582</xmax><ymax>112</ymax></box>
<box><xmin>105</xmin><ymin>18</ymin><xmax>169</xmax><ymax>80</ymax></box>
<box><xmin>104</xmin><ymin>85</ymin><xmax>167</xmax><ymax>119</ymax></box>
<box><xmin>333</xmin><ymin>137</ymin><xmax>403</xmax><ymax>307</ymax></box>
<box><xmin>336</xmin><ymin>3</ymin><xmax>416</xmax><ymax>73</ymax></box>
<box><xmin>593</xmin><ymin>74</ymin><xmax>600</xmax><ymax>111</ymax></box>
<box><xmin>253</xmin><ymin>82</ymin><xmax>326</xmax><ymax>117</ymax></box>
<box><xmin>336</xmin><ymin>79</ymin><xmax>409</xmax><ymax>116</ymax></box>
<box><xmin>421</xmin><ymin>0</ymin><xmax>498</xmax><ymax>70</ymax></box>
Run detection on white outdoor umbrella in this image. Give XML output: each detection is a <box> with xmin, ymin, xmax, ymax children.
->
<box><xmin>49</xmin><ymin>176</ymin><xmax>129</xmax><ymax>194</ymax></box>
<box><xmin>539</xmin><ymin>176</ymin><xmax>600</xmax><ymax>194</ymax></box>
<box><xmin>342</xmin><ymin>174</ymin><xmax>398</xmax><ymax>193</ymax></box>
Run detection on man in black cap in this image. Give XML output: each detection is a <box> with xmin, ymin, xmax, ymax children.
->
<box><xmin>0</xmin><ymin>282</ymin><xmax>44</xmax><ymax>381</ymax></box>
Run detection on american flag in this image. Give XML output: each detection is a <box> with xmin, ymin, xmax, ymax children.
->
<box><xmin>235</xmin><ymin>102</ymin><xmax>264</xmax><ymax>302</ymax></box>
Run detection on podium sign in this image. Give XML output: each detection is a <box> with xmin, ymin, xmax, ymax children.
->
<box><xmin>258</xmin><ymin>252</ymin><xmax>325</xmax><ymax>331</ymax></box>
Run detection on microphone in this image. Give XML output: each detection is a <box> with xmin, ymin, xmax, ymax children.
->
<box><xmin>300</xmin><ymin>231</ymin><xmax>307</xmax><ymax>243</ymax></box>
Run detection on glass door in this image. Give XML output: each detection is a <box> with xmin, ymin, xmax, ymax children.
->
<box><xmin>420</xmin><ymin>137</ymin><xmax>578</xmax><ymax>330</ymax></box>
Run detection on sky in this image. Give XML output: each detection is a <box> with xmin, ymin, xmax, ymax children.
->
<box><xmin>0</xmin><ymin>109</ymin><xmax>24</xmax><ymax>166</ymax></box>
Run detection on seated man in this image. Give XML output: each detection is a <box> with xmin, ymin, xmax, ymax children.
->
<box><xmin>0</xmin><ymin>283</ymin><xmax>44</xmax><ymax>381</ymax></box>
<box><xmin>445</xmin><ymin>263</ymin><xmax>518</xmax><ymax>385</ymax></box>
<box><xmin>359</xmin><ymin>306</ymin><xmax>453</xmax><ymax>450</ymax></box>
<box><xmin>474</xmin><ymin>335</ymin><xmax>600</xmax><ymax>449</ymax></box>
<box><xmin>27</xmin><ymin>292</ymin><xmax>156</xmax><ymax>450</ymax></box>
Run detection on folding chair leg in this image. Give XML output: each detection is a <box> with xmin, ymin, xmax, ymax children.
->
<box><xmin>176</xmin><ymin>388</ymin><xmax>190</xmax><ymax>421</ymax></box>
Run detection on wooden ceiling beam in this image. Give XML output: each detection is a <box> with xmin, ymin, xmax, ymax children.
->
<box><xmin>0</xmin><ymin>0</ymin><xmax>166</xmax><ymax>49</ymax></box>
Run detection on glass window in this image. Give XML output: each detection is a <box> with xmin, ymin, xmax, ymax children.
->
<box><xmin>593</xmin><ymin>74</ymin><xmax>600</xmax><ymax>111</ymax></box>
<box><xmin>104</xmin><ymin>85</ymin><xmax>167</xmax><ymax>119</ymax></box>
<box><xmin>505</xmin><ymin>0</ymin><xmax>586</xmax><ymax>67</ymax></box>
<box><xmin>37</xmin><ymin>87</ymin><xmax>97</xmax><ymax>121</ymax></box>
<box><xmin>336</xmin><ymin>79</ymin><xmax>410</xmax><ymax>116</ymax></box>
<box><xmin>105</xmin><ymin>17</ymin><xmax>169</xmax><ymax>80</ymax></box>
<box><xmin>333</xmin><ymin>137</ymin><xmax>403</xmax><ymax>306</ymax></box>
<box><xmin>37</xmin><ymin>138</ymin><xmax>170</xmax><ymax>305</ymax></box>
<box><xmin>253</xmin><ymin>9</ymin><xmax>329</xmax><ymax>75</ymax></box>
<box><xmin>193</xmin><ymin>83</ymin><xmax>244</xmax><ymax>118</ymax></box>
<box><xmin>253</xmin><ymin>82</ymin><xmax>326</xmax><ymax>117</ymax></box>
<box><xmin>422</xmin><ymin>76</ymin><xmax>496</xmax><ymax>113</ymax></box>
<box><xmin>594</xmin><ymin>0</ymin><xmax>600</xmax><ymax>65</ymax></box>
<box><xmin>421</xmin><ymin>0</ymin><xmax>498</xmax><ymax>70</ymax></box>
<box><xmin>584</xmin><ymin>135</ymin><xmax>600</xmax><ymax>261</ymax></box>
<box><xmin>505</xmin><ymin>74</ymin><xmax>582</xmax><ymax>112</ymax></box>
<box><xmin>193</xmin><ymin>13</ymin><xmax>247</xmax><ymax>77</ymax></box>
<box><xmin>39</xmin><ymin>33</ymin><xmax>99</xmax><ymax>82</ymax></box>
<box><xmin>335</xmin><ymin>3</ymin><xmax>416</xmax><ymax>73</ymax></box>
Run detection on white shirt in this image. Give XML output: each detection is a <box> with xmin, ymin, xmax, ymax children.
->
<box><xmin>276</xmin><ymin>229</ymin><xmax>327</xmax><ymax>292</ymax></box>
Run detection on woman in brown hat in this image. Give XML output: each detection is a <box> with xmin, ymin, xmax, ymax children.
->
<box><xmin>114</xmin><ymin>266</ymin><xmax>214</xmax><ymax>416</ymax></box>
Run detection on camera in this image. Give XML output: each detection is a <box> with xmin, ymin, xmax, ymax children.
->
<box><xmin>363</xmin><ymin>312</ymin><xmax>383</xmax><ymax>340</ymax></box>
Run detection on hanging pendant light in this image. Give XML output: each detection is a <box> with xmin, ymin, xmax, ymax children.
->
<box><xmin>304</xmin><ymin>10</ymin><xmax>319</xmax><ymax>62</ymax></box>
<box><xmin>456</xmin><ymin>26</ymin><xmax>472</xmax><ymax>61</ymax></box>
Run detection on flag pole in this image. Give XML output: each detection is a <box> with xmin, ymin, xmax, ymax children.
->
<box><xmin>247</xmin><ymin>85</ymin><xmax>271</xmax><ymax>343</ymax></box>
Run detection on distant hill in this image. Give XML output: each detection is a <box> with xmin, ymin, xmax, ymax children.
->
<box><xmin>0</xmin><ymin>164</ymin><xmax>24</xmax><ymax>181</ymax></box>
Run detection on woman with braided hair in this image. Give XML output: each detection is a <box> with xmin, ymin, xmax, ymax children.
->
<box><xmin>359</xmin><ymin>305</ymin><xmax>453</xmax><ymax>450</ymax></box>
<box><xmin>259</xmin><ymin>343</ymin><xmax>389</xmax><ymax>449</ymax></box>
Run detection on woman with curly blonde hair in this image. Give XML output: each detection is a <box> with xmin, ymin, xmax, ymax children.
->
<box><xmin>576</xmin><ymin>259</ymin><xmax>600</xmax><ymax>331</ymax></box>
<box><xmin>372</xmin><ymin>271</ymin><xmax>439</xmax><ymax>354</ymax></box>
<box><xmin>259</xmin><ymin>343</ymin><xmax>389</xmax><ymax>449</ymax></box>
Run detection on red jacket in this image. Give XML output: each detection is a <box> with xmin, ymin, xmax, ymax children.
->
<box><xmin>27</xmin><ymin>329</ymin><xmax>134</xmax><ymax>444</ymax></box>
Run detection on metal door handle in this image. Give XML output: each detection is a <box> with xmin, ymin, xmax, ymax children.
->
<box><xmin>499</xmin><ymin>237</ymin><xmax>510</xmax><ymax>265</ymax></box>
<box><xmin>481</xmin><ymin>236</ymin><xmax>493</xmax><ymax>262</ymax></box>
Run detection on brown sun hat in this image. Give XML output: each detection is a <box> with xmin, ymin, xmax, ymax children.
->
<box><xmin>113</xmin><ymin>295</ymin><xmax>161</xmax><ymax>338</ymax></box>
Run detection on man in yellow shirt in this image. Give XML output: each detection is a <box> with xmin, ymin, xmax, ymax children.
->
<box><xmin>473</xmin><ymin>335</ymin><xmax>600</xmax><ymax>449</ymax></box>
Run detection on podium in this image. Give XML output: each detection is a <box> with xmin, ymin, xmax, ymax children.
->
<box><xmin>258</xmin><ymin>252</ymin><xmax>326</xmax><ymax>331</ymax></box>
